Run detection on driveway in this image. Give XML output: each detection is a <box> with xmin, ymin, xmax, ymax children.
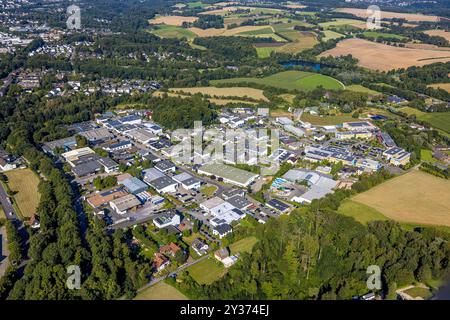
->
<box><xmin>0</xmin><ymin>182</ymin><xmax>17</xmax><ymax>220</ymax></box>
<box><xmin>0</xmin><ymin>226</ymin><xmax>10</xmax><ymax>278</ymax></box>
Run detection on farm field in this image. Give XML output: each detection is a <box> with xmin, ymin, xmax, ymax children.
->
<box><xmin>427</xmin><ymin>83</ymin><xmax>450</xmax><ymax>93</ymax></box>
<box><xmin>4</xmin><ymin>169</ymin><xmax>40</xmax><ymax>218</ymax></box>
<box><xmin>149</xmin><ymin>25</ymin><xmax>196</xmax><ymax>39</ymax></box>
<box><xmin>188</xmin><ymin>25</ymin><xmax>269</xmax><ymax>37</ymax></box>
<box><xmin>320</xmin><ymin>38</ymin><xmax>450</xmax><ymax>71</ymax></box>
<box><xmin>255</xmin><ymin>46</ymin><xmax>278</xmax><ymax>58</ymax></box>
<box><xmin>398</xmin><ymin>107</ymin><xmax>450</xmax><ymax>134</ymax></box>
<box><xmin>169</xmin><ymin>87</ymin><xmax>269</xmax><ymax>101</ymax></box>
<box><xmin>335</xmin><ymin>8</ymin><xmax>440</xmax><ymax>22</ymax></box>
<box><xmin>229</xmin><ymin>236</ymin><xmax>258</xmax><ymax>254</ymax></box>
<box><xmin>362</xmin><ymin>31</ymin><xmax>407</xmax><ymax>40</ymax></box>
<box><xmin>322</xmin><ymin>30</ymin><xmax>345</xmax><ymax>42</ymax></box>
<box><xmin>275</xmin><ymin>31</ymin><xmax>318</xmax><ymax>53</ymax></box>
<box><xmin>187</xmin><ymin>257</ymin><xmax>226</xmax><ymax>284</ymax></box>
<box><xmin>424</xmin><ymin>30</ymin><xmax>450</xmax><ymax>42</ymax></box>
<box><xmin>186</xmin><ymin>1</ymin><xmax>208</xmax><ymax>8</ymax></box>
<box><xmin>153</xmin><ymin>91</ymin><xmax>257</xmax><ymax>105</ymax></box>
<box><xmin>300</xmin><ymin>112</ymin><xmax>355</xmax><ymax>125</ymax></box>
<box><xmin>319</xmin><ymin>18</ymin><xmax>366</xmax><ymax>29</ymax></box>
<box><xmin>149</xmin><ymin>15</ymin><xmax>198</xmax><ymax>26</ymax></box>
<box><xmin>351</xmin><ymin>170</ymin><xmax>450</xmax><ymax>227</ymax></box>
<box><xmin>134</xmin><ymin>282</ymin><xmax>188</xmax><ymax>300</ymax></box>
<box><xmin>211</xmin><ymin>70</ymin><xmax>344</xmax><ymax>91</ymax></box>
<box><xmin>346</xmin><ymin>84</ymin><xmax>380</xmax><ymax>95</ymax></box>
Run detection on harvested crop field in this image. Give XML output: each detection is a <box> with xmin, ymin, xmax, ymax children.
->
<box><xmin>335</xmin><ymin>8</ymin><xmax>440</xmax><ymax>22</ymax></box>
<box><xmin>428</xmin><ymin>83</ymin><xmax>450</xmax><ymax>93</ymax></box>
<box><xmin>134</xmin><ymin>282</ymin><xmax>187</xmax><ymax>300</ymax></box>
<box><xmin>424</xmin><ymin>30</ymin><xmax>450</xmax><ymax>42</ymax></box>
<box><xmin>320</xmin><ymin>38</ymin><xmax>450</xmax><ymax>71</ymax></box>
<box><xmin>352</xmin><ymin>170</ymin><xmax>450</xmax><ymax>227</ymax></box>
<box><xmin>149</xmin><ymin>15</ymin><xmax>198</xmax><ymax>26</ymax></box>
<box><xmin>169</xmin><ymin>86</ymin><xmax>269</xmax><ymax>101</ymax></box>
<box><xmin>276</xmin><ymin>31</ymin><xmax>318</xmax><ymax>53</ymax></box>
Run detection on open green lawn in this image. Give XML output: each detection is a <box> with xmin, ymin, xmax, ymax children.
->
<box><xmin>322</xmin><ymin>30</ymin><xmax>345</xmax><ymax>42</ymax></box>
<box><xmin>186</xmin><ymin>1</ymin><xmax>208</xmax><ymax>8</ymax></box>
<box><xmin>239</xmin><ymin>27</ymin><xmax>273</xmax><ymax>35</ymax></box>
<box><xmin>149</xmin><ymin>25</ymin><xmax>196</xmax><ymax>39</ymax></box>
<box><xmin>338</xmin><ymin>200</ymin><xmax>388</xmax><ymax>225</ymax></box>
<box><xmin>362</xmin><ymin>31</ymin><xmax>407</xmax><ymax>40</ymax></box>
<box><xmin>4</xmin><ymin>169</ymin><xmax>41</xmax><ymax>219</ymax></box>
<box><xmin>255</xmin><ymin>46</ymin><xmax>277</xmax><ymax>58</ymax></box>
<box><xmin>346</xmin><ymin>84</ymin><xmax>380</xmax><ymax>95</ymax></box>
<box><xmin>300</xmin><ymin>112</ymin><xmax>355</xmax><ymax>125</ymax></box>
<box><xmin>187</xmin><ymin>257</ymin><xmax>226</xmax><ymax>284</ymax></box>
<box><xmin>134</xmin><ymin>281</ymin><xmax>188</xmax><ymax>300</ymax></box>
<box><xmin>403</xmin><ymin>286</ymin><xmax>433</xmax><ymax>299</ymax></box>
<box><xmin>399</xmin><ymin>107</ymin><xmax>450</xmax><ymax>134</ymax></box>
<box><xmin>229</xmin><ymin>236</ymin><xmax>258</xmax><ymax>254</ymax></box>
<box><xmin>420</xmin><ymin>149</ymin><xmax>435</xmax><ymax>162</ymax></box>
<box><xmin>200</xmin><ymin>185</ymin><xmax>217</xmax><ymax>197</ymax></box>
<box><xmin>211</xmin><ymin>70</ymin><xmax>344</xmax><ymax>91</ymax></box>
<box><xmin>418</xmin><ymin>112</ymin><xmax>450</xmax><ymax>134</ymax></box>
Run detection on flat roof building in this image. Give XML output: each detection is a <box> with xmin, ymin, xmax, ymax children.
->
<box><xmin>198</xmin><ymin>163</ymin><xmax>259</xmax><ymax>188</ymax></box>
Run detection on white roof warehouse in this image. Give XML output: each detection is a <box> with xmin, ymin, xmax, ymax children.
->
<box><xmin>198</xmin><ymin>163</ymin><xmax>259</xmax><ymax>188</ymax></box>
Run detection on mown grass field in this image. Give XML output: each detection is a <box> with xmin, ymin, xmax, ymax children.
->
<box><xmin>255</xmin><ymin>46</ymin><xmax>278</xmax><ymax>58</ymax></box>
<box><xmin>229</xmin><ymin>236</ymin><xmax>258</xmax><ymax>254</ymax></box>
<box><xmin>351</xmin><ymin>170</ymin><xmax>450</xmax><ymax>227</ymax></box>
<box><xmin>149</xmin><ymin>25</ymin><xmax>197</xmax><ymax>39</ymax></box>
<box><xmin>362</xmin><ymin>31</ymin><xmax>407</xmax><ymax>40</ymax></box>
<box><xmin>5</xmin><ymin>169</ymin><xmax>40</xmax><ymax>218</ymax></box>
<box><xmin>187</xmin><ymin>257</ymin><xmax>226</xmax><ymax>284</ymax></box>
<box><xmin>211</xmin><ymin>70</ymin><xmax>344</xmax><ymax>91</ymax></box>
<box><xmin>186</xmin><ymin>1</ymin><xmax>208</xmax><ymax>8</ymax></box>
<box><xmin>300</xmin><ymin>112</ymin><xmax>355</xmax><ymax>125</ymax></box>
<box><xmin>399</xmin><ymin>107</ymin><xmax>450</xmax><ymax>134</ymax></box>
<box><xmin>346</xmin><ymin>84</ymin><xmax>380</xmax><ymax>95</ymax></box>
<box><xmin>322</xmin><ymin>30</ymin><xmax>345</xmax><ymax>42</ymax></box>
<box><xmin>338</xmin><ymin>200</ymin><xmax>389</xmax><ymax>225</ymax></box>
<box><xmin>319</xmin><ymin>18</ymin><xmax>366</xmax><ymax>29</ymax></box>
<box><xmin>403</xmin><ymin>286</ymin><xmax>433</xmax><ymax>299</ymax></box>
<box><xmin>134</xmin><ymin>282</ymin><xmax>188</xmax><ymax>300</ymax></box>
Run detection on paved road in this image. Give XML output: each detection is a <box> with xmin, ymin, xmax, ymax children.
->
<box><xmin>0</xmin><ymin>182</ymin><xmax>18</xmax><ymax>220</ymax></box>
<box><xmin>0</xmin><ymin>226</ymin><xmax>10</xmax><ymax>278</ymax></box>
